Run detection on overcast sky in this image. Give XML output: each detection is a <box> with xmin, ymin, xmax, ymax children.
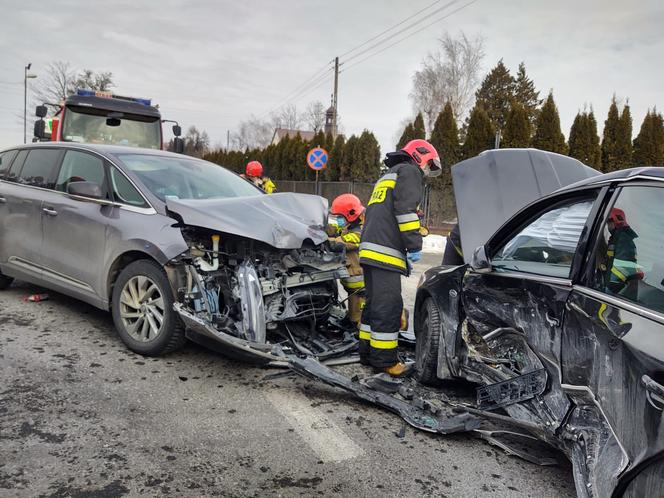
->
<box><xmin>1</xmin><ymin>0</ymin><xmax>662</xmax><ymax>157</ymax></box>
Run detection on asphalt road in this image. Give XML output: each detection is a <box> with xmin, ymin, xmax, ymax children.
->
<box><xmin>0</xmin><ymin>254</ymin><xmax>577</xmax><ymax>498</ymax></box>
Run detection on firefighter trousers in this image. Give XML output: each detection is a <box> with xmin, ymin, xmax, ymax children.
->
<box><xmin>359</xmin><ymin>265</ymin><xmax>402</xmax><ymax>368</ymax></box>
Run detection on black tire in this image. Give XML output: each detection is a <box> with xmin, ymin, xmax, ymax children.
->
<box><xmin>415</xmin><ymin>297</ymin><xmax>443</xmax><ymax>385</ymax></box>
<box><xmin>111</xmin><ymin>259</ymin><xmax>186</xmax><ymax>356</ymax></box>
<box><xmin>0</xmin><ymin>270</ymin><xmax>13</xmax><ymax>290</ymax></box>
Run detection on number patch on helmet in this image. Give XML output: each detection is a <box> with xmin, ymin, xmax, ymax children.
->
<box><xmin>368</xmin><ymin>187</ymin><xmax>387</xmax><ymax>205</ymax></box>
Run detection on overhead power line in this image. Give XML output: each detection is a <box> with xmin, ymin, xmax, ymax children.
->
<box><xmin>340</xmin><ymin>0</ymin><xmax>462</xmax><ymax>65</ymax></box>
<box><xmin>340</xmin><ymin>0</ymin><xmax>480</xmax><ymax>74</ymax></box>
<box><xmin>258</xmin><ymin>66</ymin><xmax>334</xmax><ymax>119</ymax></box>
<box><xmin>338</xmin><ymin>0</ymin><xmax>450</xmax><ymax>59</ymax></box>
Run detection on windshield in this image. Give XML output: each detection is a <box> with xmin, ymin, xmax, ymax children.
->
<box><xmin>116</xmin><ymin>154</ymin><xmax>262</xmax><ymax>201</ymax></box>
<box><xmin>61</xmin><ymin>105</ymin><xmax>161</xmax><ymax>149</ymax></box>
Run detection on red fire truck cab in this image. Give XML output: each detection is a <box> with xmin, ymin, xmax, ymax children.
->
<box><xmin>34</xmin><ymin>89</ymin><xmax>183</xmax><ymax>153</ymax></box>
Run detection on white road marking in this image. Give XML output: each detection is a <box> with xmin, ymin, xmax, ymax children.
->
<box><xmin>265</xmin><ymin>388</ymin><xmax>364</xmax><ymax>463</ymax></box>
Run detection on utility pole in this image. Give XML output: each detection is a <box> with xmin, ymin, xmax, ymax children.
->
<box><xmin>226</xmin><ymin>130</ymin><xmax>230</xmax><ymax>150</ymax></box>
<box><xmin>24</xmin><ymin>63</ymin><xmax>33</xmax><ymax>144</ymax></box>
<box><xmin>332</xmin><ymin>57</ymin><xmax>339</xmax><ymax>136</ymax></box>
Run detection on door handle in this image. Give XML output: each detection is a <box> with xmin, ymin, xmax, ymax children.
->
<box><xmin>642</xmin><ymin>375</ymin><xmax>664</xmax><ymax>411</ymax></box>
<box><xmin>42</xmin><ymin>207</ymin><xmax>58</xmax><ymax>216</ymax></box>
<box><xmin>0</xmin><ymin>197</ymin><xmax>6</xmax><ymax>204</ymax></box>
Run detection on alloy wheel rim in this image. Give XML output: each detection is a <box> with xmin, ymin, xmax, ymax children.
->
<box><xmin>119</xmin><ymin>275</ymin><xmax>165</xmax><ymax>342</ymax></box>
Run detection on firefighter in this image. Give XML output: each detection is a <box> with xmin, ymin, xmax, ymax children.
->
<box><xmin>326</xmin><ymin>194</ymin><xmax>366</xmax><ymax>334</ymax></box>
<box><xmin>359</xmin><ymin>139</ymin><xmax>441</xmax><ymax>375</ymax></box>
<box><xmin>245</xmin><ymin>160</ymin><xmax>276</xmax><ymax>194</ymax></box>
<box><xmin>605</xmin><ymin>207</ymin><xmax>643</xmax><ymax>299</ymax></box>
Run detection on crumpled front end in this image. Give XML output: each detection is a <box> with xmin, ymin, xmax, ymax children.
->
<box><xmin>168</xmin><ymin>224</ymin><xmax>355</xmax><ymax>364</ymax></box>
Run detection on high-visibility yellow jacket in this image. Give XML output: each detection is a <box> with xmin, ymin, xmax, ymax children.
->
<box><xmin>359</xmin><ymin>157</ymin><xmax>424</xmax><ymax>274</ymax></box>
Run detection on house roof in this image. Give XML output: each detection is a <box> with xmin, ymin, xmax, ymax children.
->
<box><xmin>272</xmin><ymin>128</ymin><xmax>316</xmax><ymax>142</ymax></box>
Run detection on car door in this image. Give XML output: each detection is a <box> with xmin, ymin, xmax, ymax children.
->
<box><xmin>0</xmin><ymin>148</ymin><xmax>63</xmax><ymax>281</ymax></box>
<box><xmin>461</xmin><ymin>188</ymin><xmax>602</xmax><ymax>432</ymax></box>
<box><xmin>563</xmin><ymin>183</ymin><xmax>664</xmax><ymax>497</ymax></box>
<box><xmin>39</xmin><ymin>149</ymin><xmax>111</xmax><ymax>303</ymax></box>
<box><xmin>0</xmin><ymin>149</ymin><xmax>19</xmax><ymax>264</ymax></box>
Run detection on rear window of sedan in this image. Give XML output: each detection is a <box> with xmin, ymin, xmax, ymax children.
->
<box><xmin>115</xmin><ymin>154</ymin><xmax>261</xmax><ymax>202</ymax></box>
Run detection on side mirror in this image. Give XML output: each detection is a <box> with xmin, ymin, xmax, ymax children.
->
<box><xmin>67</xmin><ymin>181</ymin><xmax>103</xmax><ymax>200</ymax></box>
<box><xmin>470</xmin><ymin>245</ymin><xmax>491</xmax><ymax>272</ymax></box>
<box><xmin>35</xmin><ymin>105</ymin><xmax>48</xmax><ymax>118</ymax></box>
<box><xmin>173</xmin><ymin>137</ymin><xmax>185</xmax><ymax>154</ymax></box>
<box><xmin>33</xmin><ymin>120</ymin><xmax>46</xmax><ymax>140</ymax></box>
<box><xmin>172</xmin><ymin>124</ymin><xmax>182</xmax><ymax>137</ymax></box>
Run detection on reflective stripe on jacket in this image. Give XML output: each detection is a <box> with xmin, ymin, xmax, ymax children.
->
<box><xmin>360</xmin><ymin>161</ymin><xmax>424</xmax><ymax>274</ymax></box>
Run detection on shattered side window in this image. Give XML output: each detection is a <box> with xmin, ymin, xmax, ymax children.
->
<box><xmin>492</xmin><ymin>198</ymin><xmax>595</xmax><ymax>278</ymax></box>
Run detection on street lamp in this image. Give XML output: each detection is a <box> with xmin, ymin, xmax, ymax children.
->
<box><xmin>24</xmin><ymin>63</ymin><xmax>37</xmax><ymax>144</ymax></box>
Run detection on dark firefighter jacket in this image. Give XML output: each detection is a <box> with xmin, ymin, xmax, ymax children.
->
<box><xmin>360</xmin><ymin>153</ymin><xmax>424</xmax><ymax>275</ymax></box>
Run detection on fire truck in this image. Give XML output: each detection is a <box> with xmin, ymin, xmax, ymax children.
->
<box><xmin>33</xmin><ymin>89</ymin><xmax>184</xmax><ymax>153</ymax></box>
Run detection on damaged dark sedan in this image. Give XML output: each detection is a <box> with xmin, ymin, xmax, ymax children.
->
<box><xmin>414</xmin><ymin>149</ymin><xmax>664</xmax><ymax>498</ymax></box>
<box><xmin>0</xmin><ymin>143</ymin><xmax>354</xmax><ymax>364</ymax></box>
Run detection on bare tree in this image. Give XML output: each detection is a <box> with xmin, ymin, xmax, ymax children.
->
<box><xmin>303</xmin><ymin>100</ymin><xmax>326</xmax><ymax>132</ymax></box>
<box><xmin>410</xmin><ymin>32</ymin><xmax>484</xmax><ymax>131</ymax></box>
<box><xmin>72</xmin><ymin>69</ymin><xmax>114</xmax><ymax>92</ymax></box>
<box><xmin>32</xmin><ymin>61</ymin><xmax>116</xmax><ymax>115</ymax></box>
<box><xmin>233</xmin><ymin>116</ymin><xmax>274</xmax><ymax>150</ymax></box>
<box><xmin>33</xmin><ymin>61</ymin><xmax>76</xmax><ymax>105</ymax></box>
<box><xmin>184</xmin><ymin>126</ymin><xmax>210</xmax><ymax>157</ymax></box>
<box><xmin>272</xmin><ymin>104</ymin><xmax>302</xmax><ymax>130</ymax></box>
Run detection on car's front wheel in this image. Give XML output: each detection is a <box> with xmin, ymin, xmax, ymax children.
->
<box><xmin>0</xmin><ymin>270</ymin><xmax>13</xmax><ymax>290</ymax></box>
<box><xmin>111</xmin><ymin>260</ymin><xmax>186</xmax><ymax>356</ymax></box>
<box><xmin>415</xmin><ymin>297</ymin><xmax>443</xmax><ymax>385</ymax></box>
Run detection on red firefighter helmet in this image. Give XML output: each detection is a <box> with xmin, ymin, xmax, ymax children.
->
<box><xmin>331</xmin><ymin>193</ymin><xmax>364</xmax><ymax>223</ymax></box>
<box><xmin>402</xmin><ymin>139</ymin><xmax>442</xmax><ymax>177</ymax></box>
<box><xmin>609</xmin><ymin>207</ymin><xmax>629</xmax><ymax>229</ymax></box>
<box><xmin>246</xmin><ymin>160</ymin><xmax>263</xmax><ymax>178</ymax></box>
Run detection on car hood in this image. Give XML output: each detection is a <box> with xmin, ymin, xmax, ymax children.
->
<box><xmin>452</xmin><ymin>148</ymin><xmax>600</xmax><ymax>263</ymax></box>
<box><xmin>166</xmin><ymin>193</ymin><xmax>329</xmax><ymax>249</ymax></box>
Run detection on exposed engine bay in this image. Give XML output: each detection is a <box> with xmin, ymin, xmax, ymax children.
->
<box><xmin>167</xmin><ymin>226</ymin><xmax>357</xmax><ymax>364</ymax></box>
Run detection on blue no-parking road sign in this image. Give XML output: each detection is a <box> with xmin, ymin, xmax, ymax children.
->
<box><xmin>307</xmin><ymin>147</ymin><xmax>328</xmax><ymax>171</ymax></box>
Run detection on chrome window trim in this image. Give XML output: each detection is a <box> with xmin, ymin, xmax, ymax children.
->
<box><xmin>474</xmin><ymin>268</ymin><xmax>573</xmax><ymax>288</ymax></box>
<box><xmin>573</xmin><ymin>285</ymin><xmax>664</xmax><ymax>326</ymax></box>
<box><xmin>0</xmin><ymin>144</ymin><xmax>157</xmax><ymax>215</ymax></box>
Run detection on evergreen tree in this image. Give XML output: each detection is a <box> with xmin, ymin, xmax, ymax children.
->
<box><xmin>396</xmin><ymin>123</ymin><xmax>415</xmax><ymax>149</ymax></box>
<box><xmin>633</xmin><ymin>110</ymin><xmax>664</xmax><ymax>166</ymax></box>
<box><xmin>326</xmin><ymin>134</ymin><xmax>345</xmax><ymax>181</ymax></box>
<box><xmin>352</xmin><ymin>131</ymin><xmax>381</xmax><ymax>182</ymax></box>
<box><xmin>461</xmin><ymin>105</ymin><xmax>495</xmax><ymax>159</ymax></box>
<box><xmin>513</xmin><ymin>62</ymin><xmax>541</xmax><ymax>126</ymax></box>
<box><xmin>531</xmin><ymin>92</ymin><xmax>567</xmax><ymax>154</ymax></box>
<box><xmin>587</xmin><ymin>110</ymin><xmax>602</xmax><ymax>169</ymax></box>
<box><xmin>428</xmin><ymin>102</ymin><xmax>459</xmax><ymax>186</ymax></box>
<box><xmin>474</xmin><ymin>60</ymin><xmax>516</xmax><ymax>132</ymax></box>
<box><xmin>616</xmin><ymin>102</ymin><xmax>633</xmax><ymax>169</ymax></box>
<box><xmin>412</xmin><ymin>113</ymin><xmax>426</xmax><ymax>139</ymax></box>
<box><xmin>599</xmin><ymin>98</ymin><xmax>633</xmax><ymax>171</ymax></box>
<box><xmin>340</xmin><ymin>135</ymin><xmax>359</xmax><ymax>181</ymax></box>
<box><xmin>502</xmin><ymin>102</ymin><xmax>531</xmax><ymax>148</ymax></box>
<box><xmin>569</xmin><ymin>110</ymin><xmax>602</xmax><ymax>168</ymax></box>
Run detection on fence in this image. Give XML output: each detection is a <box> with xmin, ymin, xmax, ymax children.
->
<box><xmin>275</xmin><ymin>180</ymin><xmax>457</xmax><ymax>231</ymax></box>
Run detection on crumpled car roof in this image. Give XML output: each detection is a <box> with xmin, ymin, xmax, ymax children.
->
<box><xmin>166</xmin><ymin>192</ymin><xmax>329</xmax><ymax>249</ymax></box>
<box><xmin>451</xmin><ymin>148</ymin><xmax>600</xmax><ymax>263</ymax></box>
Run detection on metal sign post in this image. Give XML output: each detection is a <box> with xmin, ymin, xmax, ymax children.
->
<box><xmin>307</xmin><ymin>147</ymin><xmax>328</xmax><ymax>197</ymax></box>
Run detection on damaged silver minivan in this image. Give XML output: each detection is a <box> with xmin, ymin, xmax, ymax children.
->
<box><xmin>0</xmin><ymin>143</ymin><xmax>354</xmax><ymax>362</ymax></box>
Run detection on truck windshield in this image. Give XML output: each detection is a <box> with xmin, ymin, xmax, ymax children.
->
<box><xmin>115</xmin><ymin>154</ymin><xmax>262</xmax><ymax>201</ymax></box>
<box><xmin>61</xmin><ymin>105</ymin><xmax>161</xmax><ymax>149</ymax></box>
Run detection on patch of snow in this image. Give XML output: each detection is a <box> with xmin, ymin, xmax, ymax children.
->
<box><xmin>422</xmin><ymin>234</ymin><xmax>446</xmax><ymax>254</ymax></box>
